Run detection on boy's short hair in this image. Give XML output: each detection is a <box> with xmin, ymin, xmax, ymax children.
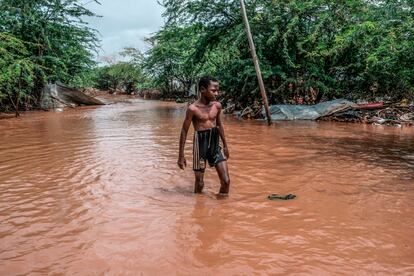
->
<box><xmin>198</xmin><ymin>75</ymin><xmax>218</xmax><ymax>91</ymax></box>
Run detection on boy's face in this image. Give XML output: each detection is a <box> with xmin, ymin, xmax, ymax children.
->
<box><xmin>201</xmin><ymin>81</ymin><xmax>219</xmax><ymax>100</ymax></box>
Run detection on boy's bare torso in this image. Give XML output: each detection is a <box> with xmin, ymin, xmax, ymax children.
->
<box><xmin>189</xmin><ymin>101</ymin><xmax>221</xmax><ymax>131</ymax></box>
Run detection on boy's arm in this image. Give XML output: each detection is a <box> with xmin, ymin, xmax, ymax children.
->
<box><xmin>216</xmin><ymin>102</ymin><xmax>229</xmax><ymax>159</ymax></box>
<box><xmin>178</xmin><ymin>106</ymin><xmax>193</xmax><ymax>169</ymax></box>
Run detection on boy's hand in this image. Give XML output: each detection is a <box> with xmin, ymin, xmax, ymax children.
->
<box><xmin>177</xmin><ymin>156</ymin><xmax>187</xmax><ymax>170</ymax></box>
<box><xmin>223</xmin><ymin>146</ymin><xmax>230</xmax><ymax>159</ymax></box>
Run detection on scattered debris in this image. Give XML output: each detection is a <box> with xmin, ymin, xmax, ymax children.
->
<box><xmin>319</xmin><ymin>102</ymin><xmax>414</xmax><ymax>126</ymax></box>
<box><xmin>223</xmin><ymin>103</ymin><xmax>236</xmax><ymax>114</ymax></box>
<box><xmin>268</xmin><ymin>194</ymin><xmax>297</xmax><ymax>200</ymax></box>
<box><xmin>231</xmin><ymin>97</ymin><xmax>413</xmax><ymax>127</ymax></box>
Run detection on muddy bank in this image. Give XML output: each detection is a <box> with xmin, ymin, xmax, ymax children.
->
<box><xmin>83</xmin><ymin>88</ymin><xmax>144</xmax><ymax>104</ymax></box>
<box><xmin>0</xmin><ymin>88</ymin><xmax>145</xmax><ymax>119</ymax></box>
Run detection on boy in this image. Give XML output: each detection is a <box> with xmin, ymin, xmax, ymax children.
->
<box><xmin>177</xmin><ymin>76</ymin><xmax>230</xmax><ymax>196</ymax></box>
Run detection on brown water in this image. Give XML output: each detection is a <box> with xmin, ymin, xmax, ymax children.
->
<box><xmin>1</xmin><ymin>100</ymin><xmax>413</xmax><ymax>275</ymax></box>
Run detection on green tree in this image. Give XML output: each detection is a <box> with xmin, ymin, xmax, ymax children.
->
<box><xmin>94</xmin><ymin>47</ymin><xmax>146</xmax><ymax>93</ymax></box>
<box><xmin>0</xmin><ymin>33</ymin><xmax>40</xmax><ymax>115</ymax></box>
<box><xmin>144</xmin><ymin>24</ymin><xmax>205</xmax><ymax>97</ymax></box>
<box><xmin>146</xmin><ymin>0</ymin><xmax>414</xmax><ymax>104</ymax></box>
<box><xmin>0</xmin><ymin>0</ymin><xmax>99</xmax><ymax>111</ymax></box>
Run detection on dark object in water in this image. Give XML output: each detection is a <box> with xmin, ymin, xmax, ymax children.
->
<box><xmin>267</xmin><ymin>194</ymin><xmax>296</xmax><ymax>200</ymax></box>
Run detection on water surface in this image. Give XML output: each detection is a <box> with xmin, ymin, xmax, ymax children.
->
<box><xmin>1</xmin><ymin>100</ymin><xmax>413</xmax><ymax>274</ymax></box>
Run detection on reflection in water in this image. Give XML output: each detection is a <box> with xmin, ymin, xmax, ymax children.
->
<box><xmin>1</xmin><ymin>100</ymin><xmax>413</xmax><ymax>274</ymax></box>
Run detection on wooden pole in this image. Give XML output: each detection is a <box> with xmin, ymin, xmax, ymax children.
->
<box><xmin>240</xmin><ymin>0</ymin><xmax>272</xmax><ymax>125</ymax></box>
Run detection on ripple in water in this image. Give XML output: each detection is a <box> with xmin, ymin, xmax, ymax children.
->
<box><xmin>1</xmin><ymin>101</ymin><xmax>413</xmax><ymax>274</ymax></box>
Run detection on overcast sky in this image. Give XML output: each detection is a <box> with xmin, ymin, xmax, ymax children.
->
<box><xmin>84</xmin><ymin>0</ymin><xmax>165</xmax><ymax>59</ymax></box>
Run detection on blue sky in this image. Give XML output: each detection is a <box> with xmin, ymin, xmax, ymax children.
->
<box><xmin>84</xmin><ymin>0</ymin><xmax>165</xmax><ymax>59</ymax></box>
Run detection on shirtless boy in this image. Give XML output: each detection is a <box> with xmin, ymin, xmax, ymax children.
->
<box><xmin>177</xmin><ymin>76</ymin><xmax>230</xmax><ymax>196</ymax></box>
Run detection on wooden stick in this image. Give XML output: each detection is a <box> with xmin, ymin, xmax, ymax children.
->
<box><xmin>240</xmin><ymin>0</ymin><xmax>272</xmax><ymax>125</ymax></box>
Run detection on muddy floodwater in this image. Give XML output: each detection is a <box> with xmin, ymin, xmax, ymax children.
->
<box><xmin>1</xmin><ymin>100</ymin><xmax>413</xmax><ymax>275</ymax></box>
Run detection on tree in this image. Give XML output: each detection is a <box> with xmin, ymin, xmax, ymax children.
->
<box><xmin>94</xmin><ymin>47</ymin><xmax>146</xmax><ymax>93</ymax></box>
<box><xmin>145</xmin><ymin>0</ymin><xmax>414</xmax><ymax>104</ymax></box>
<box><xmin>0</xmin><ymin>33</ymin><xmax>40</xmax><ymax>115</ymax></box>
<box><xmin>144</xmin><ymin>24</ymin><xmax>205</xmax><ymax>97</ymax></box>
<box><xmin>0</xmin><ymin>0</ymin><xmax>99</xmax><ymax>112</ymax></box>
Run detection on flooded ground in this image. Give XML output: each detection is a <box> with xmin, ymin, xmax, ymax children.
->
<box><xmin>1</xmin><ymin>100</ymin><xmax>413</xmax><ymax>275</ymax></box>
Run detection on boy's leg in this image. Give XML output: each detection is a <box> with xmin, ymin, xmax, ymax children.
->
<box><xmin>215</xmin><ymin>161</ymin><xmax>230</xmax><ymax>194</ymax></box>
<box><xmin>194</xmin><ymin>171</ymin><xmax>205</xmax><ymax>193</ymax></box>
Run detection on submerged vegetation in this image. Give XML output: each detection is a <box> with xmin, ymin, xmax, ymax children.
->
<box><xmin>1</xmin><ymin>0</ymin><xmax>413</xmax><ymax>114</ymax></box>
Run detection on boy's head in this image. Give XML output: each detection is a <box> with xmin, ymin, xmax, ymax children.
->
<box><xmin>198</xmin><ymin>75</ymin><xmax>219</xmax><ymax>100</ymax></box>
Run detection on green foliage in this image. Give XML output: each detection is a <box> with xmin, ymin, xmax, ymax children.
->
<box><xmin>94</xmin><ymin>62</ymin><xmax>142</xmax><ymax>93</ymax></box>
<box><xmin>0</xmin><ymin>32</ymin><xmax>41</xmax><ymax>114</ymax></box>
<box><xmin>0</xmin><ymin>0</ymin><xmax>99</xmax><ymax>112</ymax></box>
<box><xmin>93</xmin><ymin>47</ymin><xmax>146</xmax><ymax>93</ymax></box>
<box><xmin>146</xmin><ymin>0</ymin><xmax>414</xmax><ymax>104</ymax></box>
<box><xmin>144</xmin><ymin>24</ymin><xmax>204</xmax><ymax>97</ymax></box>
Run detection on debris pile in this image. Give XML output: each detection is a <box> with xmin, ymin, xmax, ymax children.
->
<box><xmin>319</xmin><ymin>102</ymin><xmax>414</xmax><ymax>126</ymax></box>
<box><xmin>231</xmin><ymin>97</ymin><xmax>414</xmax><ymax>127</ymax></box>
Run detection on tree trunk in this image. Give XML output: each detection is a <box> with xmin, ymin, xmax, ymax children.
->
<box><xmin>7</xmin><ymin>92</ymin><xmax>20</xmax><ymax>117</ymax></box>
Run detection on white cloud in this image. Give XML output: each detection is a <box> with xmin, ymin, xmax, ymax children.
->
<box><xmin>83</xmin><ymin>0</ymin><xmax>165</xmax><ymax>57</ymax></box>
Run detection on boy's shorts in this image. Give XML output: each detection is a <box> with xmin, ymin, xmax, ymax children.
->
<box><xmin>193</xmin><ymin>126</ymin><xmax>226</xmax><ymax>172</ymax></box>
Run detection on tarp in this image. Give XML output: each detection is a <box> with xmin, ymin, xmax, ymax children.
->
<box><xmin>264</xmin><ymin>99</ymin><xmax>355</xmax><ymax>120</ymax></box>
<box><xmin>41</xmin><ymin>82</ymin><xmax>105</xmax><ymax>110</ymax></box>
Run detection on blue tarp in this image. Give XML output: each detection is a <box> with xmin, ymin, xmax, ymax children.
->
<box><xmin>264</xmin><ymin>99</ymin><xmax>355</xmax><ymax>120</ymax></box>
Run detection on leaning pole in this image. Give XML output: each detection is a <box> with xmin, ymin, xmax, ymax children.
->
<box><xmin>240</xmin><ymin>0</ymin><xmax>272</xmax><ymax>125</ymax></box>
